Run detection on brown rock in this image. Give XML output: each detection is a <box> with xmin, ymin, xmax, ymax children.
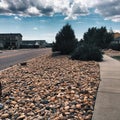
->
<box><xmin>76</xmin><ymin>104</ymin><xmax>81</xmax><ymax>109</ymax></box>
<box><xmin>65</xmin><ymin>112</ymin><xmax>70</xmax><ymax>115</ymax></box>
<box><xmin>1</xmin><ymin>113</ymin><xmax>9</xmax><ymax>119</ymax></box>
<box><xmin>17</xmin><ymin>114</ymin><xmax>25</xmax><ymax>120</ymax></box>
<box><xmin>11</xmin><ymin>101</ymin><xmax>17</xmax><ymax>105</ymax></box>
<box><xmin>50</xmin><ymin>96</ymin><xmax>56</xmax><ymax>102</ymax></box>
<box><xmin>64</xmin><ymin>106</ymin><xmax>70</xmax><ymax>111</ymax></box>
<box><xmin>71</xmin><ymin>90</ymin><xmax>75</xmax><ymax>94</ymax></box>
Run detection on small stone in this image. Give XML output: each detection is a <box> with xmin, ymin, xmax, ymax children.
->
<box><xmin>66</xmin><ymin>95</ymin><xmax>70</xmax><ymax>99</ymax></box>
<box><xmin>27</xmin><ymin>112</ymin><xmax>34</xmax><ymax>116</ymax></box>
<box><xmin>0</xmin><ymin>82</ymin><xmax>2</xmax><ymax>100</ymax></box>
<box><xmin>11</xmin><ymin>101</ymin><xmax>17</xmax><ymax>105</ymax></box>
<box><xmin>57</xmin><ymin>93</ymin><xmax>61</xmax><ymax>98</ymax></box>
<box><xmin>64</xmin><ymin>101</ymin><xmax>69</xmax><ymax>105</ymax></box>
<box><xmin>74</xmin><ymin>95</ymin><xmax>79</xmax><ymax>99</ymax></box>
<box><xmin>64</xmin><ymin>106</ymin><xmax>70</xmax><ymax>110</ymax></box>
<box><xmin>20</xmin><ymin>62</ymin><xmax>27</xmax><ymax>66</ymax></box>
<box><xmin>25</xmin><ymin>108</ymin><xmax>32</xmax><ymax>113</ymax></box>
<box><xmin>46</xmin><ymin>106</ymin><xmax>51</xmax><ymax>110</ymax></box>
<box><xmin>71</xmin><ymin>105</ymin><xmax>76</xmax><ymax>109</ymax></box>
<box><xmin>76</xmin><ymin>104</ymin><xmax>81</xmax><ymax>109</ymax></box>
<box><xmin>14</xmin><ymin>113</ymin><xmax>20</xmax><ymax>119</ymax></box>
<box><xmin>71</xmin><ymin>90</ymin><xmax>75</xmax><ymax>94</ymax></box>
<box><xmin>69</xmin><ymin>109</ymin><xmax>74</xmax><ymax>112</ymax></box>
<box><xmin>59</xmin><ymin>113</ymin><xmax>63</xmax><ymax>118</ymax></box>
<box><xmin>4</xmin><ymin>105</ymin><xmax>8</xmax><ymax>109</ymax></box>
<box><xmin>9</xmin><ymin>96</ymin><xmax>15</xmax><ymax>100</ymax></box>
<box><xmin>1</xmin><ymin>113</ymin><xmax>9</xmax><ymax>119</ymax></box>
<box><xmin>85</xmin><ymin>115</ymin><xmax>92</xmax><ymax>120</ymax></box>
<box><xmin>37</xmin><ymin>115</ymin><xmax>44</xmax><ymax>119</ymax></box>
<box><xmin>0</xmin><ymin>103</ymin><xmax>4</xmax><ymax>109</ymax></box>
<box><xmin>30</xmin><ymin>103</ymin><xmax>35</xmax><ymax>107</ymax></box>
<box><xmin>50</xmin><ymin>96</ymin><xmax>56</xmax><ymax>102</ymax></box>
<box><xmin>17</xmin><ymin>114</ymin><xmax>25</xmax><ymax>120</ymax></box>
<box><xmin>6</xmin><ymin>100</ymin><xmax>11</xmax><ymax>104</ymax></box>
<box><xmin>65</xmin><ymin>112</ymin><xmax>70</xmax><ymax>115</ymax></box>
<box><xmin>40</xmin><ymin>99</ymin><xmax>49</xmax><ymax>104</ymax></box>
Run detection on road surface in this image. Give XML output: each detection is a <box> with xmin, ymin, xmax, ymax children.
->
<box><xmin>0</xmin><ymin>48</ymin><xmax>51</xmax><ymax>70</ymax></box>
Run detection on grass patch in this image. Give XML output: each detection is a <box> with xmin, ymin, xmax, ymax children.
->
<box><xmin>112</xmin><ymin>56</ymin><xmax>120</xmax><ymax>61</ymax></box>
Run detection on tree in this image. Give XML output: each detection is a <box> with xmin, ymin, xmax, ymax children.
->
<box><xmin>52</xmin><ymin>24</ymin><xmax>78</xmax><ymax>54</ymax></box>
<box><xmin>83</xmin><ymin>27</ymin><xmax>114</xmax><ymax>49</ymax></box>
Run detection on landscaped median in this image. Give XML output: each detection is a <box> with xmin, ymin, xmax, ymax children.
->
<box><xmin>0</xmin><ymin>54</ymin><xmax>100</xmax><ymax>120</ymax></box>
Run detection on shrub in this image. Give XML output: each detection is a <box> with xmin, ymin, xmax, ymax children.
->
<box><xmin>52</xmin><ymin>23</ymin><xmax>78</xmax><ymax>54</ymax></box>
<box><xmin>109</xmin><ymin>43</ymin><xmax>120</xmax><ymax>51</ymax></box>
<box><xmin>71</xmin><ymin>43</ymin><xmax>103</xmax><ymax>61</ymax></box>
<box><xmin>83</xmin><ymin>27</ymin><xmax>114</xmax><ymax>49</ymax></box>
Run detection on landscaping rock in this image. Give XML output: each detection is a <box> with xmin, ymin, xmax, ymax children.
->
<box><xmin>0</xmin><ymin>54</ymin><xmax>100</xmax><ymax>119</ymax></box>
<box><xmin>1</xmin><ymin>113</ymin><xmax>9</xmax><ymax>119</ymax></box>
<box><xmin>0</xmin><ymin>103</ymin><xmax>4</xmax><ymax>109</ymax></box>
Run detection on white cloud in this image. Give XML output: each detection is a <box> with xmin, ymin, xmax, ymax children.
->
<box><xmin>0</xmin><ymin>0</ymin><xmax>89</xmax><ymax>20</ymax></box>
<box><xmin>14</xmin><ymin>16</ymin><xmax>21</xmax><ymax>20</ymax></box>
<box><xmin>92</xmin><ymin>0</ymin><xmax>120</xmax><ymax>22</ymax></box>
<box><xmin>0</xmin><ymin>0</ymin><xmax>120</xmax><ymax>22</ymax></box>
<box><xmin>27</xmin><ymin>7</ymin><xmax>40</xmax><ymax>16</ymax></box>
<box><xmin>54</xmin><ymin>0</ymin><xmax>89</xmax><ymax>20</ymax></box>
<box><xmin>113</xmin><ymin>29</ymin><xmax>120</xmax><ymax>33</ymax></box>
<box><xmin>0</xmin><ymin>0</ymin><xmax>8</xmax><ymax>9</ymax></box>
<box><xmin>33</xmin><ymin>27</ymin><xmax>38</xmax><ymax>30</ymax></box>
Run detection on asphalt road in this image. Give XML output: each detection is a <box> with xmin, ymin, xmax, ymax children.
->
<box><xmin>0</xmin><ymin>48</ymin><xmax>51</xmax><ymax>71</ymax></box>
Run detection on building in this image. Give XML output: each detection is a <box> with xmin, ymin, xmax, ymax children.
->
<box><xmin>20</xmin><ymin>40</ymin><xmax>47</xmax><ymax>48</ymax></box>
<box><xmin>0</xmin><ymin>33</ymin><xmax>22</xmax><ymax>49</ymax></box>
<box><xmin>112</xmin><ymin>32</ymin><xmax>120</xmax><ymax>44</ymax></box>
<box><xmin>114</xmin><ymin>32</ymin><xmax>120</xmax><ymax>39</ymax></box>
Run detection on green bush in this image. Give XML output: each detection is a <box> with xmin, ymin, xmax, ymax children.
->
<box><xmin>83</xmin><ymin>27</ymin><xmax>114</xmax><ymax>49</ymax></box>
<box><xmin>109</xmin><ymin>43</ymin><xmax>120</xmax><ymax>51</ymax></box>
<box><xmin>71</xmin><ymin>44</ymin><xmax>103</xmax><ymax>61</ymax></box>
<box><xmin>52</xmin><ymin>23</ymin><xmax>78</xmax><ymax>54</ymax></box>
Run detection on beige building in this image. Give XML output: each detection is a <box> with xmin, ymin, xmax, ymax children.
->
<box><xmin>0</xmin><ymin>33</ymin><xmax>22</xmax><ymax>49</ymax></box>
<box><xmin>113</xmin><ymin>32</ymin><xmax>120</xmax><ymax>44</ymax></box>
<box><xmin>114</xmin><ymin>32</ymin><xmax>120</xmax><ymax>39</ymax></box>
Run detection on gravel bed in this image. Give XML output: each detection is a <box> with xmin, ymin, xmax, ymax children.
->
<box><xmin>0</xmin><ymin>54</ymin><xmax>100</xmax><ymax>120</ymax></box>
<box><xmin>104</xmin><ymin>49</ymin><xmax>120</xmax><ymax>56</ymax></box>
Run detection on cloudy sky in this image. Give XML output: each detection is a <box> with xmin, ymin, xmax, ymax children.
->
<box><xmin>0</xmin><ymin>0</ymin><xmax>120</xmax><ymax>42</ymax></box>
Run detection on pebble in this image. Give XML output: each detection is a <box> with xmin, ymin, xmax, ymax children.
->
<box><xmin>9</xmin><ymin>96</ymin><xmax>15</xmax><ymax>100</ymax></box>
<box><xmin>71</xmin><ymin>90</ymin><xmax>75</xmax><ymax>94</ymax></box>
<box><xmin>64</xmin><ymin>106</ymin><xmax>70</xmax><ymax>110</ymax></box>
<box><xmin>1</xmin><ymin>113</ymin><xmax>9</xmax><ymax>119</ymax></box>
<box><xmin>50</xmin><ymin>96</ymin><xmax>56</xmax><ymax>102</ymax></box>
<box><xmin>0</xmin><ymin>103</ymin><xmax>4</xmax><ymax>109</ymax></box>
<box><xmin>17</xmin><ymin>114</ymin><xmax>25</xmax><ymax>120</ymax></box>
<box><xmin>76</xmin><ymin>104</ymin><xmax>81</xmax><ymax>109</ymax></box>
<box><xmin>11</xmin><ymin>101</ymin><xmax>17</xmax><ymax>105</ymax></box>
<box><xmin>0</xmin><ymin>54</ymin><xmax>100</xmax><ymax>119</ymax></box>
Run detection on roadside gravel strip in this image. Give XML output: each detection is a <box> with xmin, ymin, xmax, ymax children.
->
<box><xmin>0</xmin><ymin>54</ymin><xmax>100</xmax><ymax>120</ymax></box>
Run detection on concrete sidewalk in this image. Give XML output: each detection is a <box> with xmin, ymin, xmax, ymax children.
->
<box><xmin>92</xmin><ymin>55</ymin><xmax>120</xmax><ymax>120</ymax></box>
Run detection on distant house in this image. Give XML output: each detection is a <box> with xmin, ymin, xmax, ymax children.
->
<box><xmin>35</xmin><ymin>40</ymin><xmax>48</xmax><ymax>48</ymax></box>
<box><xmin>112</xmin><ymin>33</ymin><xmax>120</xmax><ymax>44</ymax></box>
<box><xmin>20</xmin><ymin>40</ymin><xmax>47</xmax><ymax>48</ymax></box>
<box><xmin>114</xmin><ymin>32</ymin><xmax>120</xmax><ymax>39</ymax></box>
<box><xmin>0</xmin><ymin>33</ymin><xmax>22</xmax><ymax>49</ymax></box>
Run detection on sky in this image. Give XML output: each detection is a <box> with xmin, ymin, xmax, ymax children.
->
<box><xmin>0</xmin><ymin>0</ymin><xmax>120</xmax><ymax>43</ymax></box>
